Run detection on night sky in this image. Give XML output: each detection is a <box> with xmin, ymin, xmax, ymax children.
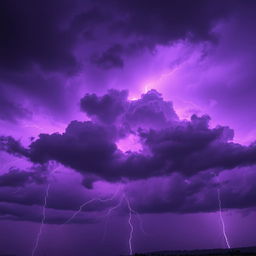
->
<box><xmin>0</xmin><ymin>1</ymin><xmax>256</xmax><ymax>256</ymax></box>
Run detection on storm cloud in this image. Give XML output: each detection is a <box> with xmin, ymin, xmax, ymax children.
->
<box><xmin>1</xmin><ymin>90</ymin><xmax>256</xmax><ymax>183</ymax></box>
<box><xmin>0</xmin><ymin>0</ymin><xmax>252</xmax><ymax>123</ymax></box>
<box><xmin>0</xmin><ymin>168</ymin><xmax>46</xmax><ymax>187</ymax></box>
<box><xmin>1</xmin><ymin>2</ymin><xmax>256</xmax><ymax>253</ymax></box>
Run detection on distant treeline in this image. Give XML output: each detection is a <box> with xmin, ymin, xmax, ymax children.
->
<box><xmin>133</xmin><ymin>250</ymin><xmax>256</xmax><ymax>256</ymax></box>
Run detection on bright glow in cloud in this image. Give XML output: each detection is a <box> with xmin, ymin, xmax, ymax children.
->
<box><xmin>116</xmin><ymin>134</ymin><xmax>143</xmax><ymax>153</ymax></box>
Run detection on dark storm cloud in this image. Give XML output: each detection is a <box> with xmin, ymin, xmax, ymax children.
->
<box><xmin>0</xmin><ymin>170</ymin><xmax>122</xmax><ymax>223</ymax></box>
<box><xmin>2</xmin><ymin>90</ymin><xmax>256</xmax><ymax>183</ymax></box>
<box><xmin>1</xmin><ymin>1</ymin><xmax>256</xmax><ymax>231</ymax></box>
<box><xmin>124</xmin><ymin>90</ymin><xmax>179</xmax><ymax>129</ymax></box>
<box><xmin>139</xmin><ymin>114</ymin><xmax>256</xmax><ymax>176</ymax></box>
<box><xmin>129</xmin><ymin>168</ymin><xmax>256</xmax><ymax>214</ymax></box>
<box><xmin>1</xmin><ymin>168</ymin><xmax>255</xmax><ymax>222</ymax></box>
<box><xmin>0</xmin><ymin>168</ymin><xmax>46</xmax><ymax>187</ymax></box>
<box><xmin>70</xmin><ymin>7</ymin><xmax>108</xmax><ymax>37</ymax></box>
<box><xmin>0</xmin><ymin>0</ymin><xmax>79</xmax><ymax>74</ymax></box>
<box><xmin>0</xmin><ymin>202</ymin><xmax>96</xmax><ymax>224</ymax></box>
<box><xmin>0</xmin><ymin>136</ymin><xmax>29</xmax><ymax>158</ymax></box>
<box><xmin>220</xmin><ymin>171</ymin><xmax>256</xmax><ymax>210</ymax></box>
<box><xmin>28</xmin><ymin>121</ymin><xmax>119</xmax><ymax>175</ymax></box>
<box><xmin>0</xmin><ymin>178</ymin><xmax>116</xmax><ymax>213</ymax></box>
<box><xmin>0</xmin><ymin>0</ymin><xmax>252</xmax><ymax>123</ymax></box>
<box><xmin>87</xmin><ymin>0</ymin><xmax>248</xmax><ymax>70</ymax></box>
<box><xmin>80</xmin><ymin>89</ymin><xmax>128</xmax><ymax>124</ymax></box>
<box><xmin>0</xmin><ymin>0</ymin><xmax>244</xmax><ymax>74</ymax></box>
<box><xmin>81</xmin><ymin>89</ymin><xmax>178</xmax><ymax>128</ymax></box>
<box><xmin>0</xmin><ymin>0</ymin><xmax>105</xmax><ymax>122</ymax></box>
<box><xmin>0</xmin><ymin>71</ymin><xmax>70</xmax><ymax>119</ymax></box>
<box><xmin>110</xmin><ymin>0</ymin><xmax>234</xmax><ymax>46</ymax></box>
<box><xmin>0</xmin><ymin>88</ymin><xmax>31</xmax><ymax>122</ymax></box>
<box><xmin>126</xmin><ymin>173</ymin><xmax>219</xmax><ymax>214</ymax></box>
<box><xmin>91</xmin><ymin>44</ymin><xmax>124</xmax><ymax>69</ymax></box>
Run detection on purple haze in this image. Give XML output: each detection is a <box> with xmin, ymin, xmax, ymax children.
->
<box><xmin>0</xmin><ymin>1</ymin><xmax>256</xmax><ymax>256</ymax></box>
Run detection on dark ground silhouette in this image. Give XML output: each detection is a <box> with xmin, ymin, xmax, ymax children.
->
<box><xmin>127</xmin><ymin>246</ymin><xmax>256</xmax><ymax>256</ymax></box>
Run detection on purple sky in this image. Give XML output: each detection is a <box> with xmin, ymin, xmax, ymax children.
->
<box><xmin>1</xmin><ymin>1</ymin><xmax>256</xmax><ymax>255</ymax></box>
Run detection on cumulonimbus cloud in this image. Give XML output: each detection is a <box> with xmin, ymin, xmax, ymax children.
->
<box><xmin>1</xmin><ymin>89</ymin><xmax>256</xmax><ymax>183</ymax></box>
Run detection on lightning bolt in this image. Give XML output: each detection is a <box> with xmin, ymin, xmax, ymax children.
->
<box><xmin>61</xmin><ymin>184</ymin><xmax>147</xmax><ymax>256</ymax></box>
<box><xmin>31</xmin><ymin>164</ymin><xmax>59</xmax><ymax>256</ymax></box>
<box><xmin>31</xmin><ymin>183</ymin><xmax>50</xmax><ymax>256</ymax></box>
<box><xmin>128</xmin><ymin>205</ymin><xmax>149</xmax><ymax>237</ymax></box>
<box><xmin>217</xmin><ymin>187</ymin><xmax>231</xmax><ymax>249</ymax></box>
<box><xmin>216</xmin><ymin>175</ymin><xmax>231</xmax><ymax>249</ymax></box>
<box><xmin>62</xmin><ymin>185</ymin><xmax>121</xmax><ymax>225</ymax></box>
<box><xmin>101</xmin><ymin>192</ymin><xmax>149</xmax><ymax>246</ymax></box>
<box><xmin>125</xmin><ymin>196</ymin><xmax>134</xmax><ymax>256</ymax></box>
